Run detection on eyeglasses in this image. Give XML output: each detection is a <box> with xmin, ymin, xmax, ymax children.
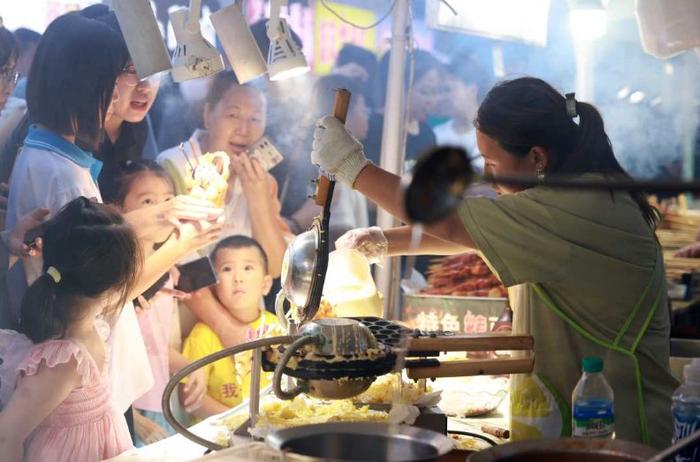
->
<box><xmin>0</xmin><ymin>69</ymin><xmax>18</xmax><ymax>86</ymax></box>
<box><xmin>119</xmin><ymin>64</ymin><xmax>162</xmax><ymax>87</ymax></box>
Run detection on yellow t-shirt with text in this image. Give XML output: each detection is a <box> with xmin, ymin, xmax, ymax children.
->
<box><xmin>182</xmin><ymin>311</ymin><xmax>283</xmax><ymax>410</ymax></box>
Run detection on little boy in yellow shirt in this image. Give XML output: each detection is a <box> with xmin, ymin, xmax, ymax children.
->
<box><xmin>181</xmin><ymin>236</ymin><xmax>283</xmax><ymax>419</ymax></box>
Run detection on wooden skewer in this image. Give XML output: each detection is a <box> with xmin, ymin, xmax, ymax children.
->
<box><xmin>406</xmin><ymin>357</ymin><xmax>534</xmax><ymax>379</ymax></box>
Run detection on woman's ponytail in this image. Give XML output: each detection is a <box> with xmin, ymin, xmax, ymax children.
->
<box><xmin>573</xmin><ymin>102</ymin><xmax>615</xmax><ymax>172</ymax></box>
<box><xmin>19</xmin><ymin>273</ymin><xmax>66</xmax><ymax>343</ymax></box>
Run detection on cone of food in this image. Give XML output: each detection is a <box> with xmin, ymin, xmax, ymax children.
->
<box><xmin>185</xmin><ymin>151</ymin><xmax>231</xmax><ymax>207</ymax></box>
<box><xmin>321</xmin><ymin>249</ymin><xmax>383</xmax><ymax>318</ymax></box>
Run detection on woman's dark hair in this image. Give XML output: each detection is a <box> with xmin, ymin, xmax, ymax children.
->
<box><xmin>0</xmin><ymin>24</ymin><xmax>19</xmax><ymax>69</ymax></box>
<box><xmin>203</xmin><ymin>71</ymin><xmax>266</xmax><ymax>116</ymax></box>
<box><xmin>19</xmin><ymin>197</ymin><xmax>142</xmax><ymax>343</ymax></box>
<box><xmin>111</xmin><ymin>160</ymin><xmax>175</xmax><ymax>207</ymax></box>
<box><xmin>475</xmin><ymin>76</ymin><xmax>658</xmax><ymax>227</ymax></box>
<box><xmin>211</xmin><ymin>235</ymin><xmax>268</xmax><ymax>273</ymax></box>
<box><xmin>80</xmin><ymin>4</ymin><xmax>123</xmax><ymax>38</ymax></box>
<box><xmin>204</xmin><ymin>70</ymin><xmax>240</xmax><ymax>109</ymax></box>
<box><xmin>336</xmin><ymin>44</ymin><xmax>377</xmax><ymax>83</ymax></box>
<box><xmin>373</xmin><ymin>48</ymin><xmax>441</xmax><ymax>111</ymax></box>
<box><xmin>26</xmin><ymin>12</ymin><xmax>129</xmax><ymax>150</ymax></box>
<box><xmin>13</xmin><ymin>28</ymin><xmax>41</xmax><ymax>52</ymax></box>
<box><xmin>446</xmin><ymin>52</ymin><xmax>493</xmax><ymax>103</ymax></box>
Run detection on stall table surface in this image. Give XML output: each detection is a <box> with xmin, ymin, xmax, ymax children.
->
<box><xmin>104</xmin><ymin>397</ymin><xmax>509</xmax><ymax>461</ymax></box>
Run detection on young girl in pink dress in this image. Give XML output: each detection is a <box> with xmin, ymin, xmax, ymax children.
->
<box><xmin>0</xmin><ymin>197</ymin><xmax>142</xmax><ymax>462</ymax></box>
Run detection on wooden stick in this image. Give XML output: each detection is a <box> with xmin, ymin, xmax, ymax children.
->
<box><xmin>407</xmin><ymin>333</ymin><xmax>533</xmax><ymax>352</ymax></box>
<box><xmin>406</xmin><ymin>357</ymin><xmax>534</xmax><ymax>379</ymax></box>
<box><xmin>481</xmin><ymin>425</ymin><xmax>510</xmax><ymax>439</ymax></box>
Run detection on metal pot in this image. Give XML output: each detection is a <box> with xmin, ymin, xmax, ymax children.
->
<box><xmin>467</xmin><ymin>438</ymin><xmax>657</xmax><ymax>462</ymax></box>
<box><xmin>266</xmin><ymin>422</ymin><xmax>454</xmax><ymax>462</ymax></box>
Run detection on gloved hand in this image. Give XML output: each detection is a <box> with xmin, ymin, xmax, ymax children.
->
<box><xmin>311</xmin><ymin>116</ymin><xmax>370</xmax><ymax>187</ymax></box>
<box><xmin>335</xmin><ymin>226</ymin><xmax>388</xmax><ymax>264</ymax></box>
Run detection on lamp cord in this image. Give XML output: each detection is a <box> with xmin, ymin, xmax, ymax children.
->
<box><xmin>319</xmin><ymin>0</ymin><xmax>397</xmax><ymax>30</ymax></box>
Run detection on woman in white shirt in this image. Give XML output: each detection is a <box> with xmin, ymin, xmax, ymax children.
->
<box><xmin>158</xmin><ymin>71</ymin><xmax>290</xmax><ymax>350</ymax></box>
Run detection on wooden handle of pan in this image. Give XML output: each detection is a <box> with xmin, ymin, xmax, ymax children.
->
<box><xmin>332</xmin><ymin>88</ymin><xmax>351</xmax><ymax>124</ymax></box>
<box><xmin>407</xmin><ymin>333</ymin><xmax>534</xmax><ymax>352</ymax></box>
<box><xmin>315</xmin><ymin>88</ymin><xmax>351</xmax><ymax>207</ymax></box>
<box><xmin>406</xmin><ymin>357</ymin><xmax>534</xmax><ymax>380</ymax></box>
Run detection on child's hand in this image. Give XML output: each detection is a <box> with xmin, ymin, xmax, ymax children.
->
<box><xmin>127</xmin><ymin>195</ymin><xmax>223</xmax><ymax>241</ymax></box>
<box><xmin>134</xmin><ymin>410</ymin><xmax>169</xmax><ymax>445</ymax></box>
<box><xmin>171</xmin><ymin>218</ymin><xmax>224</xmax><ymax>254</ymax></box>
<box><xmin>180</xmin><ymin>368</ymin><xmax>207</xmax><ymax>412</ymax></box>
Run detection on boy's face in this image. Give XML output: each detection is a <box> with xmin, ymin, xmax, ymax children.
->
<box><xmin>213</xmin><ymin>246</ymin><xmax>272</xmax><ymax>313</ymax></box>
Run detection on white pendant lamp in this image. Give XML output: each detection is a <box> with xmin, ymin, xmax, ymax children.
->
<box><xmin>170</xmin><ymin>0</ymin><xmax>224</xmax><ymax>83</ymax></box>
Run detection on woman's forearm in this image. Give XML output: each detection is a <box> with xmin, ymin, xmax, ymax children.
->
<box><xmin>384</xmin><ymin>226</ymin><xmax>472</xmax><ymax>256</ymax></box>
<box><xmin>354</xmin><ymin>165</ymin><xmax>475</xmax><ymax>248</ymax></box>
<box><xmin>353</xmin><ymin>164</ymin><xmax>407</xmax><ymax>222</ymax></box>
<box><xmin>185</xmin><ymin>287</ymin><xmax>250</xmax><ymax>347</ymax></box>
<box><xmin>249</xmin><ymin>205</ymin><xmax>286</xmax><ymax>277</ymax></box>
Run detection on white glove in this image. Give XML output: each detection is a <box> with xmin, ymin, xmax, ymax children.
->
<box><xmin>335</xmin><ymin>226</ymin><xmax>388</xmax><ymax>264</ymax></box>
<box><xmin>311</xmin><ymin>116</ymin><xmax>370</xmax><ymax>187</ymax></box>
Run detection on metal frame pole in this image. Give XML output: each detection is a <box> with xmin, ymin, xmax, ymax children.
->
<box><xmin>376</xmin><ymin>0</ymin><xmax>410</xmax><ymax>320</ymax></box>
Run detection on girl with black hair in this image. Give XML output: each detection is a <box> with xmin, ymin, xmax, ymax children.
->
<box><xmin>0</xmin><ymin>197</ymin><xmax>141</xmax><ymax>461</ymax></box>
<box><xmin>111</xmin><ymin>160</ymin><xmax>207</xmax><ymax>446</ymax></box>
<box><xmin>311</xmin><ymin>77</ymin><xmax>676</xmax><ymax>448</ymax></box>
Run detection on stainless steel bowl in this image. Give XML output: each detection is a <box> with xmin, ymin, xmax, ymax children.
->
<box><xmin>266</xmin><ymin>422</ymin><xmax>454</xmax><ymax>462</ymax></box>
<box><xmin>467</xmin><ymin>438</ymin><xmax>657</xmax><ymax>462</ymax></box>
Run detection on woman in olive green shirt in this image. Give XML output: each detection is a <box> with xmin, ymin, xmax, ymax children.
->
<box><xmin>310</xmin><ymin>77</ymin><xmax>676</xmax><ymax>448</ymax></box>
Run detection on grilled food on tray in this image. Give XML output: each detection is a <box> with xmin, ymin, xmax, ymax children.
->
<box><xmin>422</xmin><ymin>252</ymin><xmax>507</xmax><ymax>297</ymax></box>
<box><xmin>185</xmin><ymin>151</ymin><xmax>231</xmax><ymax>207</ymax></box>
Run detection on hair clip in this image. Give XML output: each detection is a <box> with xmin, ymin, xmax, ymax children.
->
<box><xmin>46</xmin><ymin>266</ymin><xmax>61</xmax><ymax>284</ymax></box>
<box><xmin>565</xmin><ymin>92</ymin><xmax>578</xmax><ymax>118</ymax></box>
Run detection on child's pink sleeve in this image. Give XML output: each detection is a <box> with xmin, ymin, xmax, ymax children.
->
<box><xmin>0</xmin><ymin>330</ymin><xmax>33</xmax><ymax>409</ymax></box>
<box><xmin>18</xmin><ymin>339</ymin><xmax>95</xmax><ymax>387</ymax></box>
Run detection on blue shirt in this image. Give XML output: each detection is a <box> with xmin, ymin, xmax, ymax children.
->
<box><xmin>24</xmin><ymin>125</ymin><xmax>103</xmax><ymax>182</ymax></box>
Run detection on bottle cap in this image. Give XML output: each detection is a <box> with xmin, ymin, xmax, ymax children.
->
<box><xmin>582</xmin><ymin>356</ymin><xmax>603</xmax><ymax>373</ymax></box>
<box><xmin>683</xmin><ymin>358</ymin><xmax>700</xmax><ymax>384</ymax></box>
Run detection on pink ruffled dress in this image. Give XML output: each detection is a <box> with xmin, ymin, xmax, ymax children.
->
<box><xmin>18</xmin><ymin>321</ymin><xmax>133</xmax><ymax>462</ymax></box>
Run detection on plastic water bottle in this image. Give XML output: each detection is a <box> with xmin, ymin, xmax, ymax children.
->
<box><xmin>572</xmin><ymin>357</ymin><xmax>615</xmax><ymax>439</ymax></box>
<box><xmin>672</xmin><ymin>358</ymin><xmax>700</xmax><ymax>462</ymax></box>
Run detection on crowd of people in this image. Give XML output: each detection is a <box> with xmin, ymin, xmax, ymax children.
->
<box><xmin>0</xmin><ymin>2</ymin><xmax>680</xmax><ymax>461</ymax></box>
<box><xmin>0</xmin><ymin>5</ymin><xmax>491</xmax><ymax>461</ymax></box>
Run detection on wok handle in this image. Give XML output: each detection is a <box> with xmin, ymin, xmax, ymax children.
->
<box><xmin>314</xmin><ymin>88</ymin><xmax>351</xmax><ymax>207</ymax></box>
<box><xmin>407</xmin><ymin>333</ymin><xmax>534</xmax><ymax>352</ymax></box>
<box><xmin>406</xmin><ymin>357</ymin><xmax>534</xmax><ymax>380</ymax></box>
